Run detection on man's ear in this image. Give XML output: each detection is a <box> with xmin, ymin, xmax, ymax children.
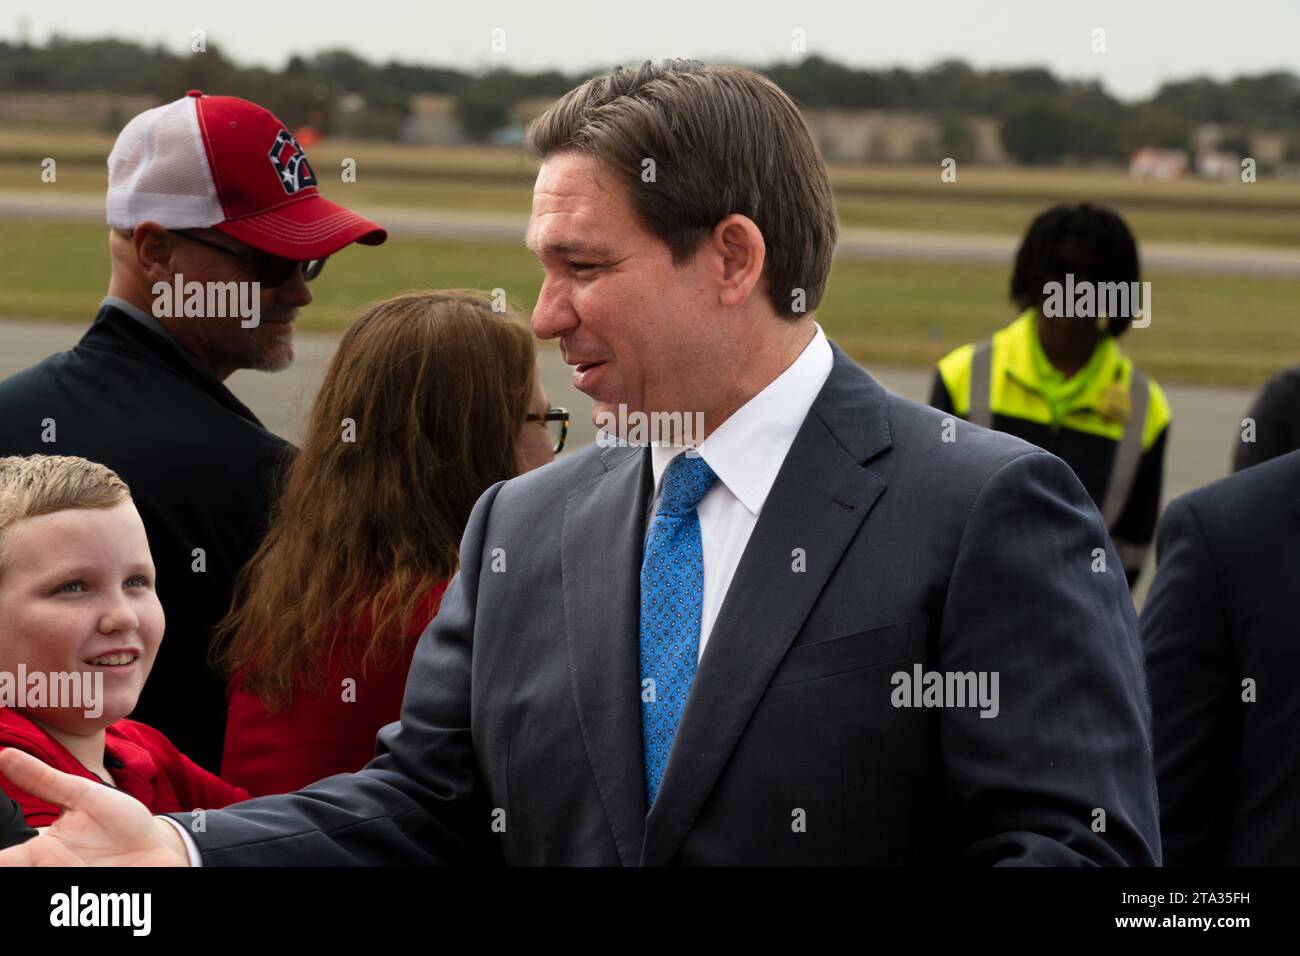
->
<box><xmin>132</xmin><ymin>222</ymin><xmax>176</xmax><ymax>285</ymax></box>
<box><xmin>711</xmin><ymin>214</ymin><xmax>766</xmax><ymax>309</ymax></box>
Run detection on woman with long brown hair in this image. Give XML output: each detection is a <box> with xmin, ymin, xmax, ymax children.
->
<box><xmin>214</xmin><ymin>290</ymin><xmax>559</xmax><ymax>796</ymax></box>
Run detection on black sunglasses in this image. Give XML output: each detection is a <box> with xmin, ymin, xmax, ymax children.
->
<box><xmin>170</xmin><ymin>229</ymin><xmax>327</xmax><ymax>286</ymax></box>
<box><xmin>526</xmin><ymin>407</ymin><xmax>569</xmax><ymax>454</ymax></box>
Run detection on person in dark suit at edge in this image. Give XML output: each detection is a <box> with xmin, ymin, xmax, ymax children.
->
<box><xmin>1142</xmin><ymin>448</ymin><xmax>1300</xmax><ymax>865</ymax></box>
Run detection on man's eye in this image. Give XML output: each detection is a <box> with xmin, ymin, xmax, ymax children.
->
<box><xmin>124</xmin><ymin>576</ymin><xmax>150</xmax><ymax>589</ymax></box>
<box><xmin>570</xmin><ymin>262</ymin><xmax>596</xmax><ymax>272</ymax></box>
<box><xmin>56</xmin><ymin>581</ymin><xmax>88</xmax><ymax>594</ymax></box>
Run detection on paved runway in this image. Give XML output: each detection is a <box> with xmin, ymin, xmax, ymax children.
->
<box><xmin>3</xmin><ymin>190</ymin><xmax>1299</xmax><ymax>278</ymax></box>
<box><xmin>0</xmin><ymin>317</ymin><xmax>1258</xmax><ymax>605</ymax></box>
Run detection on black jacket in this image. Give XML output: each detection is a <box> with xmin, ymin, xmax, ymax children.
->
<box><xmin>1</xmin><ymin>795</ymin><xmax>36</xmax><ymax>849</ymax></box>
<box><xmin>1141</xmin><ymin>448</ymin><xmax>1300</xmax><ymax>864</ymax></box>
<box><xmin>0</xmin><ymin>305</ymin><xmax>292</xmax><ymax>771</ymax></box>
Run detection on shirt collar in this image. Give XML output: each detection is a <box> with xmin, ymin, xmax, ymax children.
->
<box><xmin>651</xmin><ymin>323</ymin><xmax>833</xmax><ymax>516</ymax></box>
<box><xmin>101</xmin><ymin>295</ymin><xmax>222</xmax><ymax>385</ymax></box>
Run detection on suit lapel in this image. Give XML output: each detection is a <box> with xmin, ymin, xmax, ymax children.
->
<box><xmin>641</xmin><ymin>344</ymin><xmax>893</xmax><ymax>865</ymax></box>
<box><xmin>561</xmin><ymin>443</ymin><xmax>653</xmax><ymax>865</ymax></box>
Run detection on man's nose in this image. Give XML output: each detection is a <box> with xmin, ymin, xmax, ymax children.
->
<box><xmin>532</xmin><ymin>276</ymin><xmax>577</xmax><ymax>340</ymax></box>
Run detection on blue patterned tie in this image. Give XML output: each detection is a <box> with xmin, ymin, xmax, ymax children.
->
<box><xmin>640</xmin><ymin>451</ymin><xmax>718</xmax><ymax>808</ymax></box>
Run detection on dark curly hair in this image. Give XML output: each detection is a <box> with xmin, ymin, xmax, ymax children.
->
<box><xmin>1011</xmin><ymin>203</ymin><xmax>1141</xmax><ymax>337</ymax></box>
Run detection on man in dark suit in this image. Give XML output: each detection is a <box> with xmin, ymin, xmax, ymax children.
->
<box><xmin>0</xmin><ymin>61</ymin><xmax>1159</xmax><ymax>866</ymax></box>
<box><xmin>1142</xmin><ymin>448</ymin><xmax>1300</xmax><ymax>865</ymax></box>
<box><xmin>0</xmin><ymin>92</ymin><xmax>385</xmax><ymax>770</ymax></box>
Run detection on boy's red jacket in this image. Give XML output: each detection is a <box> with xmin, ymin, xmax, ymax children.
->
<box><xmin>0</xmin><ymin>709</ymin><xmax>249</xmax><ymax>826</ymax></box>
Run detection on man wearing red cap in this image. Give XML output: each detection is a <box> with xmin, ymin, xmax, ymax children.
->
<box><xmin>0</xmin><ymin>91</ymin><xmax>386</xmax><ymax>771</ymax></box>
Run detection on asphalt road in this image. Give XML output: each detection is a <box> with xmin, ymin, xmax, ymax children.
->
<box><xmin>0</xmin><ymin>317</ymin><xmax>1258</xmax><ymax>605</ymax></box>
<box><xmin>3</xmin><ymin>190</ymin><xmax>1300</xmax><ymax>278</ymax></box>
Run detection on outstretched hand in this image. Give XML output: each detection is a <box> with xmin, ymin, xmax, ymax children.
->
<box><xmin>0</xmin><ymin>749</ymin><xmax>190</xmax><ymax>866</ymax></box>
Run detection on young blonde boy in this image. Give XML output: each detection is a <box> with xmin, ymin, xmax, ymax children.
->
<box><xmin>0</xmin><ymin>455</ymin><xmax>247</xmax><ymax>825</ymax></box>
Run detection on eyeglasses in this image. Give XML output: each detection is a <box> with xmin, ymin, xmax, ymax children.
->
<box><xmin>526</xmin><ymin>407</ymin><xmax>569</xmax><ymax>454</ymax></box>
<box><xmin>170</xmin><ymin>229</ymin><xmax>327</xmax><ymax>286</ymax></box>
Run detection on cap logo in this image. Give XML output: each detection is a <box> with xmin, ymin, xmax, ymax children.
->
<box><xmin>268</xmin><ymin>129</ymin><xmax>318</xmax><ymax>195</ymax></box>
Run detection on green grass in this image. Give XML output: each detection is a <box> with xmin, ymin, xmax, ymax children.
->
<box><xmin>2</xmin><ymin>218</ymin><xmax>1295</xmax><ymax>387</ymax></box>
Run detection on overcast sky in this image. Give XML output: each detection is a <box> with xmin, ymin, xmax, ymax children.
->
<box><xmin>6</xmin><ymin>0</ymin><xmax>1297</xmax><ymax>102</ymax></box>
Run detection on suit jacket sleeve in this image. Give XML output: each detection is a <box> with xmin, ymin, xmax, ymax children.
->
<box><xmin>1139</xmin><ymin>494</ymin><xmax>1239</xmax><ymax>865</ymax></box>
<box><xmin>169</xmin><ymin>482</ymin><xmax>510</xmax><ymax>865</ymax></box>
<box><xmin>940</xmin><ymin>449</ymin><xmax>1161</xmax><ymax>865</ymax></box>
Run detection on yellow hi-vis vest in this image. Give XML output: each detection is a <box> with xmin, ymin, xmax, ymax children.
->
<box><xmin>937</xmin><ymin>311</ymin><xmax>1170</xmax><ymax>533</ymax></box>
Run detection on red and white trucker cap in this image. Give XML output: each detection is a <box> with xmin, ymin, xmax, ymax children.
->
<box><xmin>106</xmin><ymin>90</ymin><xmax>386</xmax><ymax>259</ymax></box>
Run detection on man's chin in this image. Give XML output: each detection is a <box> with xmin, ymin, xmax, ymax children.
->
<box><xmin>242</xmin><ymin>318</ymin><xmax>296</xmax><ymax>372</ymax></box>
<box><xmin>250</xmin><ymin>345</ymin><xmax>294</xmax><ymax>373</ymax></box>
<box><xmin>590</xmin><ymin>400</ymin><xmax>622</xmax><ymax>427</ymax></box>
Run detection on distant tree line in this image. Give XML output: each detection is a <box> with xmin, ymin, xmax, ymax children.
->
<box><xmin>2</xmin><ymin>37</ymin><xmax>1297</xmax><ymax>163</ymax></box>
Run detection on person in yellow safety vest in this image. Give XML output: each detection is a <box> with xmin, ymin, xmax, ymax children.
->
<box><xmin>930</xmin><ymin>203</ymin><xmax>1170</xmax><ymax>587</ymax></box>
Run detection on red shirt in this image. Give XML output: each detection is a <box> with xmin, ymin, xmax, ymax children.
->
<box><xmin>0</xmin><ymin>709</ymin><xmax>250</xmax><ymax>827</ymax></box>
<box><xmin>221</xmin><ymin>582</ymin><xmax>447</xmax><ymax>797</ymax></box>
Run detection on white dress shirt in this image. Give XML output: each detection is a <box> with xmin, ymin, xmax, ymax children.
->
<box><xmin>646</xmin><ymin>323</ymin><xmax>833</xmax><ymax>660</ymax></box>
<box><xmin>160</xmin><ymin>814</ymin><xmax>204</xmax><ymax>866</ymax></box>
<box><xmin>163</xmin><ymin>322</ymin><xmax>834</xmax><ymax>865</ymax></box>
